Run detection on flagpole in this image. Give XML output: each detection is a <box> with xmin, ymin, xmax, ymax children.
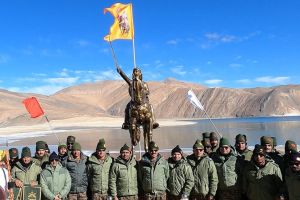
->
<box><xmin>109</xmin><ymin>40</ymin><xmax>120</xmax><ymax>69</ymax></box>
<box><xmin>44</xmin><ymin>115</ymin><xmax>60</xmax><ymax>143</ymax></box>
<box><xmin>202</xmin><ymin>109</ymin><xmax>222</xmax><ymax>138</ymax></box>
<box><xmin>130</xmin><ymin>3</ymin><xmax>136</xmax><ymax>69</ymax></box>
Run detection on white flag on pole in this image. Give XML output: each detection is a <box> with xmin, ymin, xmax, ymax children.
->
<box><xmin>187</xmin><ymin>89</ymin><xmax>204</xmax><ymax>111</ymax></box>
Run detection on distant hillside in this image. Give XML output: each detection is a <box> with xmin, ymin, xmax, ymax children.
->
<box><xmin>1</xmin><ymin>79</ymin><xmax>300</xmax><ymax>126</ymax></box>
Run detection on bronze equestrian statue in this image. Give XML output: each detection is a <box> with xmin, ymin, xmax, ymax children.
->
<box><xmin>117</xmin><ymin>66</ymin><xmax>159</xmax><ymax>152</ymax></box>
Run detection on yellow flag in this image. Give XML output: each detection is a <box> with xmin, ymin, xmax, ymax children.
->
<box><xmin>104</xmin><ymin>3</ymin><xmax>134</xmax><ymax>41</ymax></box>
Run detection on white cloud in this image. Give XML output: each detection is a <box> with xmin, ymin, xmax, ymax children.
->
<box><xmin>166</xmin><ymin>40</ymin><xmax>178</xmax><ymax>45</ymax></box>
<box><xmin>204</xmin><ymin>79</ymin><xmax>223</xmax><ymax>85</ymax></box>
<box><xmin>255</xmin><ymin>76</ymin><xmax>290</xmax><ymax>84</ymax></box>
<box><xmin>75</xmin><ymin>39</ymin><xmax>91</xmax><ymax>47</ymax></box>
<box><xmin>44</xmin><ymin>77</ymin><xmax>79</xmax><ymax>85</ymax></box>
<box><xmin>171</xmin><ymin>66</ymin><xmax>186</xmax><ymax>76</ymax></box>
<box><xmin>236</xmin><ymin>79</ymin><xmax>251</xmax><ymax>84</ymax></box>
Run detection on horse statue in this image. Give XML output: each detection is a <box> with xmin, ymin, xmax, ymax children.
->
<box><xmin>117</xmin><ymin>66</ymin><xmax>158</xmax><ymax>152</ymax></box>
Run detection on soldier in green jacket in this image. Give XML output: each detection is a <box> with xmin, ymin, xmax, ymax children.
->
<box><xmin>63</xmin><ymin>142</ymin><xmax>88</xmax><ymax>200</ymax></box>
<box><xmin>33</xmin><ymin>141</ymin><xmax>49</xmax><ymax>169</ymax></box>
<box><xmin>187</xmin><ymin>140</ymin><xmax>218</xmax><ymax>200</ymax></box>
<box><xmin>243</xmin><ymin>145</ymin><xmax>283</xmax><ymax>200</ymax></box>
<box><xmin>209</xmin><ymin>132</ymin><xmax>219</xmax><ymax>153</ymax></box>
<box><xmin>235</xmin><ymin>134</ymin><xmax>252</xmax><ymax>162</ymax></box>
<box><xmin>138</xmin><ymin>141</ymin><xmax>169</xmax><ymax>200</ymax></box>
<box><xmin>109</xmin><ymin>144</ymin><xmax>138</xmax><ymax>200</ymax></box>
<box><xmin>210</xmin><ymin>137</ymin><xmax>242</xmax><ymax>200</ymax></box>
<box><xmin>283</xmin><ymin>152</ymin><xmax>300</xmax><ymax>200</ymax></box>
<box><xmin>11</xmin><ymin>147</ymin><xmax>42</xmax><ymax>187</ymax></box>
<box><xmin>167</xmin><ymin>145</ymin><xmax>194</xmax><ymax>200</ymax></box>
<box><xmin>40</xmin><ymin>152</ymin><xmax>71</xmax><ymax>200</ymax></box>
<box><xmin>87</xmin><ymin>139</ymin><xmax>113</xmax><ymax>200</ymax></box>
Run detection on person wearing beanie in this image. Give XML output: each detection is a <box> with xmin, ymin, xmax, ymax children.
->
<box><xmin>167</xmin><ymin>145</ymin><xmax>194</xmax><ymax>200</ymax></box>
<box><xmin>33</xmin><ymin>140</ymin><xmax>49</xmax><ymax>169</ymax></box>
<box><xmin>11</xmin><ymin>146</ymin><xmax>42</xmax><ymax>188</ymax></box>
<box><xmin>40</xmin><ymin>152</ymin><xmax>71</xmax><ymax>200</ymax></box>
<box><xmin>187</xmin><ymin>139</ymin><xmax>218</xmax><ymax>200</ymax></box>
<box><xmin>210</xmin><ymin>137</ymin><xmax>242</xmax><ymax>200</ymax></box>
<box><xmin>58</xmin><ymin>143</ymin><xmax>68</xmax><ymax>162</ymax></box>
<box><xmin>87</xmin><ymin>138</ymin><xmax>113</xmax><ymax>199</ymax></box>
<box><xmin>202</xmin><ymin>132</ymin><xmax>210</xmax><ymax>140</ymax></box>
<box><xmin>109</xmin><ymin>144</ymin><xmax>138</xmax><ymax>199</ymax></box>
<box><xmin>243</xmin><ymin>144</ymin><xmax>283</xmax><ymax>200</ymax></box>
<box><xmin>261</xmin><ymin>136</ymin><xmax>284</xmax><ymax>173</ymax></box>
<box><xmin>209</xmin><ymin>132</ymin><xmax>219</xmax><ymax>153</ymax></box>
<box><xmin>283</xmin><ymin>140</ymin><xmax>298</xmax><ymax>172</ymax></box>
<box><xmin>235</xmin><ymin>134</ymin><xmax>253</xmax><ymax>161</ymax></box>
<box><xmin>202</xmin><ymin>139</ymin><xmax>212</xmax><ymax>156</ymax></box>
<box><xmin>62</xmin><ymin>141</ymin><xmax>88</xmax><ymax>199</ymax></box>
<box><xmin>9</xmin><ymin>148</ymin><xmax>19</xmax><ymax>169</ymax></box>
<box><xmin>284</xmin><ymin>152</ymin><xmax>300</xmax><ymax>200</ymax></box>
<box><xmin>139</xmin><ymin>141</ymin><xmax>169</xmax><ymax>199</ymax></box>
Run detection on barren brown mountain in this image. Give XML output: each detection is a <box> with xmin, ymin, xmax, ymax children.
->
<box><xmin>1</xmin><ymin>79</ymin><xmax>300</xmax><ymax>127</ymax></box>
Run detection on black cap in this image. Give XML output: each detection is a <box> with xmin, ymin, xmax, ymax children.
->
<box><xmin>171</xmin><ymin>145</ymin><xmax>183</xmax><ymax>155</ymax></box>
<box><xmin>253</xmin><ymin>144</ymin><xmax>266</xmax><ymax>156</ymax></box>
<box><xmin>49</xmin><ymin>151</ymin><xmax>59</xmax><ymax>162</ymax></box>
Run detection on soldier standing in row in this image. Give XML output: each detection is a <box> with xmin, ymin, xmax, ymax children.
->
<box><xmin>243</xmin><ymin>145</ymin><xmax>283</xmax><ymax>200</ymax></box>
<box><xmin>63</xmin><ymin>142</ymin><xmax>88</xmax><ymax>200</ymax></box>
<box><xmin>58</xmin><ymin>143</ymin><xmax>68</xmax><ymax>163</ymax></box>
<box><xmin>235</xmin><ymin>134</ymin><xmax>252</xmax><ymax>162</ymax></box>
<box><xmin>109</xmin><ymin>144</ymin><xmax>138</xmax><ymax>200</ymax></box>
<box><xmin>283</xmin><ymin>152</ymin><xmax>300</xmax><ymax>200</ymax></box>
<box><xmin>167</xmin><ymin>145</ymin><xmax>194</xmax><ymax>200</ymax></box>
<box><xmin>33</xmin><ymin>140</ymin><xmax>49</xmax><ymax>169</ymax></box>
<box><xmin>187</xmin><ymin>139</ymin><xmax>218</xmax><ymax>200</ymax></box>
<box><xmin>40</xmin><ymin>152</ymin><xmax>71</xmax><ymax>200</ymax></box>
<box><xmin>11</xmin><ymin>147</ymin><xmax>41</xmax><ymax>188</ymax></box>
<box><xmin>87</xmin><ymin>139</ymin><xmax>113</xmax><ymax>200</ymax></box>
<box><xmin>138</xmin><ymin>141</ymin><xmax>169</xmax><ymax>200</ymax></box>
<box><xmin>211</xmin><ymin>138</ymin><xmax>242</xmax><ymax>200</ymax></box>
<box><xmin>209</xmin><ymin>132</ymin><xmax>219</xmax><ymax>153</ymax></box>
<box><xmin>9</xmin><ymin>148</ymin><xmax>19</xmax><ymax>169</ymax></box>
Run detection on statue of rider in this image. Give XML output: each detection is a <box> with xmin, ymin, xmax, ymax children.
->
<box><xmin>117</xmin><ymin>66</ymin><xmax>159</xmax><ymax>131</ymax></box>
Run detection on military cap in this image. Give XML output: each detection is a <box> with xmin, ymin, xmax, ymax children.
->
<box><xmin>9</xmin><ymin>148</ymin><xmax>19</xmax><ymax>159</ymax></box>
<box><xmin>291</xmin><ymin>152</ymin><xmax>300</xmax><ymax>163</ymax></box>
<box><xmin>193</xmin><ymin>139</ymin><xmax>204</xmax><ymax>149</ymax></box>
<box><xmin>96</xmin><ymin>138</ymin><xmax>106</xmax><ymax>151</ymax></box>
<box><xmin>171</xmin><ymin>145</ymin><xmax>183</xmax><ymax>155</ymax></box>
<box><xmin>49</xmin><ymin>151</ymin><xmax>59</xmax><ymax>162</ymax></box>
<box><xmin>67</xmin><ymin>135</ymin><xmax>76</xmax><ymax>144</ymax></box>
<box><xmin>253</xmin><ymin>144</ymin><xmax>266</xmax><ymax>156</ymax></box>
<box><xmin>235</xmin><ymin>134</ymin><xmax>247</xmax><ymax>143</ymax></box>
<box><xmin>120</xmin><ymin>143</ymin><xmax>131</xmax><ymax>152</ymax></box>
<box><xmin>72</xmin><ymin>142</ymin><xmax>81</xmax><ymax>151</ymax></box>
<box><xmin>260</xmin><ymin>136</ymin><xmax>273</xmax><ymax>146</ymax></box>
<box><xmin>36</xmin><ymin>141</ymin><xmax>47</xmax><ymax>151</ymax></box>
<box><xmin>21</xmin><ymin>147</ymin><xmax>31</xmax><ymax>158</ymax></box>
<box><xmin>219</xmin><ymin>137</ymin><xmax>231</xmax><ymax>147</ymax></box>
<box><xmin>285</xmin><ymin>140</ymin><xmax>297</xmax><ymax>153</ymax></box>
<box><xmin>58</xmin><ymin>143</ymin><xmax>67</xmax><ymax>150</ymax></box>
<box><xmin>210</xmin><ymin>132</ymin><xmax>218</xmax><ymax>140</ymax></box>
<box><xmin>202</xmin><ymin>132</ymin><xmax>210</xmax><ymax>140</ymax></box>
<box><xmin>149</xmin><ymin>141</ymin><xmax>159</xmax><ymax>151</ymax></box>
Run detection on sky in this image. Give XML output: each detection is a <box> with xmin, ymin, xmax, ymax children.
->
<box><xmin>1</xmin><ymin>0</ymin><xmax>300</xmax><ymax>95</ymax></box>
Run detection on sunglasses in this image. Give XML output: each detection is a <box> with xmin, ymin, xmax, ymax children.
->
<box><xmin>289</xmin><ymin>162</ymin><xmax>300</xmax><ymax>166</ymax></box>
<box><xmin>150</xmin><ymin>150</ymin><xmax>158</xmax><ymax>152</ymax></box>
<box><xmin>195</xmin><ymin>149</ymin><xmax>204</xmax><ymax>151</ymax></box>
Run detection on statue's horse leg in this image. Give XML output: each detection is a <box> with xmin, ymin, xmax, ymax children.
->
<box><xmin>129</xmin><ymin>117</ymin><xmax>139</xmax><ymax>146</ymax></box>
<box><xmin>143</xmin><ymin>112</ymin><xmax>153</xmax><ymax>152</ymax></box>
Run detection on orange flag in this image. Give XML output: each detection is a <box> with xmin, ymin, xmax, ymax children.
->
<box><xmin>104</xmin><ymin>3</ymin><xmax>134</xmax><ymax>41</ymax></box>
<box><xmin>22</xmin><ymin>97</ymin><xmax>45</xmax><ymax>118</ymax></box>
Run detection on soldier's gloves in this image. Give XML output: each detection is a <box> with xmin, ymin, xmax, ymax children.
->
<box><xmin>180</xmin><ymin>194</ymin><xmax>189</xmax><ymax>200</ymax></box>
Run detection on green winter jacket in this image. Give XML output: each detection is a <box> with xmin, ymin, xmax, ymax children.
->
<box><xmin>167</xmin><ymin>157</ymin><xmax>194</xmax><ymax>196</ymax></box>
<box><xmin>138</xmin><ymin>153</ymin><xmax>169</xmax><ymax>194</ymax></box>
<box><xmin>243</xmin><ymin>161</ymin><xmax>283</xmax><ymax>200</ymax></box>
<box><xmin>11</xmin><ymin>160</ymin><xmax>42</xmax><ymax>185</ymax></box>
<box><xmin>284</xmin><ymin>168</ymin><xmax>300</xmax><ymax>200</ymax></box>
<box><xmin>236</xmin><ymin>148</ymin><xmax>253</xmax><ymax>162</ymax></box>
<box><xmin>40</xmin><ymin>163</ymin><xmax>71</xmax><ymax>200</ymax></box>
<box><xmin>87</xmin><ymin>153</ymin><xmax>113</xmax><ymax>194</ymax></box>
<box><xmin>211</xmin><ymin>149</ymin><xmax>242</xmax><ymax>191</ymax></box>
<box><xmin>187</xmin><ymin>154</ymin><xmax>218</xmax><ymax>197</ymax></box>
<box><xmin>33</xmin><ymin>154</ymin><xmax>49</xmax><ymax>169</ymax></box>
<box><xmin>62</xmin><ymin>153</ymin><xmax>88</xmax><ymax>193</ymax></box>
<box><xmin>109</xmin><ymin>156</ymin><xmax>138</xmax><ymax>197</ymax></box>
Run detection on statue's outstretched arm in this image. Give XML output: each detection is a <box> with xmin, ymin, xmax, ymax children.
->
<box><xmin>117</xmin><ymin>66</ymin><xmax>131</xmax><ymax>85</ymax></box>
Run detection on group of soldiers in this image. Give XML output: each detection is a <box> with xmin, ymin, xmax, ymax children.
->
<box><xmin>0</xmin><ymin>133</ymin><xmax>299</xmax><ymax>200</ymax></box>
